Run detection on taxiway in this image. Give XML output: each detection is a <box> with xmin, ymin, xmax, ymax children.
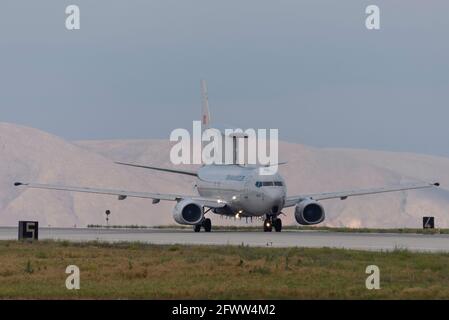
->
<box><xmin>1</xmin><ymin>227</ymin><xmax>449</xmax><ymax>252</ymax></box>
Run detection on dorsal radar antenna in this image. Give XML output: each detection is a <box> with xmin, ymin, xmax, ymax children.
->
<box><xmin>200</xmin><ymin>80</ymin><xmax>248</xmax><ymax>165</ymax></box>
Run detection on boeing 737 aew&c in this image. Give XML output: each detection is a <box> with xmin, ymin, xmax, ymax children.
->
<box><xmin>14</xmin><ymin>82</ymin><xmax>440</xmax><ymax>232</ymax></box>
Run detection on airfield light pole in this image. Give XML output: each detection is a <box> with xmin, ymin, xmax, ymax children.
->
<box><xmin>105</xmin><ymin>210</ymin><xmax>111</xmax><ymax>228</ymax></box>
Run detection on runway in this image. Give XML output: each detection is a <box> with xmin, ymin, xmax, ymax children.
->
<box><xmin>2</xmin><ymin>226</ymin><xmax>449</xmax><ymax>252</ymax></box>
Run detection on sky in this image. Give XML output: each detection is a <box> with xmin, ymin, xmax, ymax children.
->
<box><xmin>0</xmin><ymin>0</ymin><xmax>448</xmax><ymax>157</ymax></box>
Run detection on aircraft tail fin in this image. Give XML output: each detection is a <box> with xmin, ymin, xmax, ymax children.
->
<box><xmin>201</xmin><ymin>79</ymin><xmax>211</xmax><ymax>132</ymax></box>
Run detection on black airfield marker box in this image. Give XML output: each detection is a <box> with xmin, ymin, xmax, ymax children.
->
<box><xmin>18</xmin><ymin>221</ymin><xmax>39</xmax><ymax>240</ymax></box>
<box><xmin>423</xmin><ymin>217</ymin><xmax>435</xmax><ymax>229</ymax></box>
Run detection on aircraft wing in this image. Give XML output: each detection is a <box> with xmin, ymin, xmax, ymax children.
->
<box><xmin>115</xmin><ymin>162</ymin><xmax>198</xmax><ymax>177</ymax></box>
<box><xmin>14</xmin><ymin>182</ymin><xmax>226</xmax><ymax>208</ymax></box>
<box><xmin>284</xmin><ymin>182</ymin><xmax>440</xmax><ymax>207</ymax></box>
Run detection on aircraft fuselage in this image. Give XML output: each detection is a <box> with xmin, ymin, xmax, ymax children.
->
<box><xmin>195</xmin><ymin>165</ymin><xmax>286</xmax><ymax>217</ymax></box>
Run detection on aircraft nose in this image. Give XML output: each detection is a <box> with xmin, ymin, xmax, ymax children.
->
<box><xmin>264</xmin><ymin>188</ymin><xmax>285</xmax><ymax>214</ymax></box>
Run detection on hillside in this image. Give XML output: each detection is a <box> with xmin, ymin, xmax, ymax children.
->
<box><xmin>1</xmin><ymin>121</ymin><xmax>448</xmax><ymax>228</ymax></box>
<box><xmin>77</xmin><ymin>138</ymin><xmax>449</xmax><ymax>228</ymax></box>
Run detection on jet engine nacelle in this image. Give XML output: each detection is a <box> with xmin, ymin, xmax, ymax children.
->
<box><xmin>172</xmin><ymin>199</ymin><xmax>204</xmax><ymax>225</ymax></box>
<box><xmin>295</xmin><ymin>199</ymin><xmax>325</xmax><ymax>225</ymax></box>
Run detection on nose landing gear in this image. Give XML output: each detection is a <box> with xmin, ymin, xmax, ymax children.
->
<box><xmin>264</xmin><ymin>215</ymin><xmax>282</xmax><ymax>232</ymax></box>
<box><xmin>273</xmin><ymin>218</ymin><xmax>282</xmax><ymax>232</ymax></box>
<box><xmin>263</xmin><ymin>218</ymin><xmax>272</xmax><ymax>232</ymax></box>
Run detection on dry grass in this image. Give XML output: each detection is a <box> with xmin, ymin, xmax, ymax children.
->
<box><xmin>1</xmin><ymin>240</ymin><xmax>449</xmax><ymax>299</ymax></box>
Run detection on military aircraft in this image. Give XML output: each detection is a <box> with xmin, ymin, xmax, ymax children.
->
<box><xmin>14</xmin><ymin>81</ymin><xmax>440</xmax><ymax>232</ymax></box>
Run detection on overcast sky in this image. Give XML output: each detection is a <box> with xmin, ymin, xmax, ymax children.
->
<box><xmin>1</xmin><ymin>1</ymin><xmax>448</xmax><ymax>157</ymax></box>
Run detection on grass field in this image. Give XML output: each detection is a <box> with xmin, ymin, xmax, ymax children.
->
<box><xmin>1</xmin><ymin>240</ymin><xmax>449</xmax><ymax>299</ymax></box>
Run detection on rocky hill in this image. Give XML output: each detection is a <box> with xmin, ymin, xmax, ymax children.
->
<box><xmin>1</xmin><ymin>122</ymin><xmax>448</xmax><ymax>228</ymax></box>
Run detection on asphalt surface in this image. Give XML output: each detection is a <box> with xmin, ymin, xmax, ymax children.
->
<box><xmin>2</xmin><ymin>226</ymin><xmax>449</xmax><ymax>252</ymax></box>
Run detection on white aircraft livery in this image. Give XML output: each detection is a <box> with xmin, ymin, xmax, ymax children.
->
<box><xmin>14</xmin><ymin>81</ymin><xmax>440</xmax><ymax>232</ymax></box>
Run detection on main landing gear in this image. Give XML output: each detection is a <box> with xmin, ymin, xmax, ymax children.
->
<box><xmin>194</xmin><ymin>218</ymin><xmax>212</xmax><ymax>233</ymax></box>
<box><xmin>264</xmin><ymin>215</ymin><xmax>282</xmax><ymax>232</ymax></box>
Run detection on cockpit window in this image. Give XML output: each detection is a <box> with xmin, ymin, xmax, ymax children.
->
<box><xmin>256</xmin><ymin>181</ymin><xmax>283</xmax><ymax>187</ymax></box>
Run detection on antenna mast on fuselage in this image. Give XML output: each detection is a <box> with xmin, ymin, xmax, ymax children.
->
<box><xmin>200</xmin><ymin>80</ymin><xmax>248</xmax><ymax>166</ymax></box>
